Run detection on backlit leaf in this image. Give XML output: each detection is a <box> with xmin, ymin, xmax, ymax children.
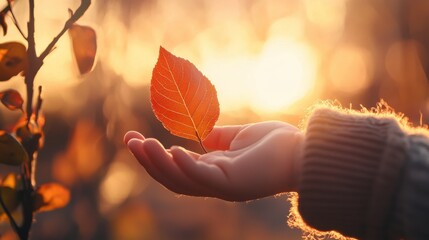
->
<box><xmin>68</xmin><ymin>24</ymin><xmax>97</xmax><ymax>75</ymax></box>
<box><xmin>33</xmin><ymin>183</ymin><xmax>70</xmax><ymax>212</ymax></box>
<box><xmin>1</xmin><ymin>173</ymin><xmax>20</xmax><ymax>189</ymax></box>
<box><xmin>0</xmin><ymin>42</ymin><xmax>27</xmax><ymax>81</ymax></box>
<box><xmin>0</xmin><ymin>131</ymin><xmax>28</xmax><ymax>165</ymax></box>
<box><xmin>0</xmin><ymin>89</ymin><xmax>23</xmax><ymax>110</ymax></box>
<box><xmin>150</xmin><ymin>47</ymin><xmax>220</xmax><ymax>143</ymax></box>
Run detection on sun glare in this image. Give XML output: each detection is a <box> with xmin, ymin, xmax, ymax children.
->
<box><xmin>97</xmin><ymin>0</ymin><xmax>320</xmax><ymax>115</ymax></box>
<box><xmin>249</xmin><ymin>38</ymin><xmax>317</xmax><ymax>112</ymax></box>
<box><xmin>202</xmin><ymin>38</ymin><xmax>317</xmax><ymax>113</ymax></box>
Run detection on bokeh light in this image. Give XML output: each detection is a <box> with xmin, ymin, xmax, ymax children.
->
<box><xmin>329</xmin><ymin>44</ymin><xmax>374</xmax><ymax>94</ymax></box>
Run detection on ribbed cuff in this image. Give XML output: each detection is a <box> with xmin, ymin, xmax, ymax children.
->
<box><xmin>297</xmin><ymin>108</ymin><xmax>408</xmax><ymax>239</ymax></box>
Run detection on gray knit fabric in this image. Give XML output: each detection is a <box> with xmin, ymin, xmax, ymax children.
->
<box><xmin>397</xmin><ymin>135</ymin><xmax>429</xmax><ymax>239</ymax></box>
<box><xmin>298</xmin><ymin>108</ymin><xmax>408</xmax><ymax>239</ymax></box>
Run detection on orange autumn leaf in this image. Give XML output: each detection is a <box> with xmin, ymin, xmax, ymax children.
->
<box><xmin>150</xmin><ymin>47</ymin><xmax>219</xmax><ymax>144</ymax></box>
<box><xmin>33</xmin><ymin>183</ymin><xmax>70</xmax><ymax>212</ymax></box>
<box><xmin>0</xmin><ymin>42</ymin><xmax>27</xmax><ymax>81</ymax></box>
<box><xmin>68</xmin><ymin>24</ymin><xmax>97</xmax><ymax>75</ymax></box>
<box><xmin>0</xmin><ymin>89</ymin><xmax>23</xmax><ymax>111</ymax></box>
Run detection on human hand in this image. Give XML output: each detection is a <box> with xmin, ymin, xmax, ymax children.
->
<box><xmin>124</xmin><ymin>121</ymin><xmax>304</xmax><ymax>202</ymax></box>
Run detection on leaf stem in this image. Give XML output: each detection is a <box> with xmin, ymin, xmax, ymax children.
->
<box><xmin>195</xmin><ymin>131</ymin><xmax>207</xmax><ymax>153</ymax></box>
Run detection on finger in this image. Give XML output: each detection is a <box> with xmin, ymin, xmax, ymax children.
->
<box><xmin>127</xmin><ymin>139</ymin><xmax>184</xmax><ymax>194</ymax></box>
<box><xmin>203</xmin><ymin>125</ymin><xmax>245</xmax><ymax>150</ymax></box>
<box><xmin>124</xmin><ymin>131</ymin><xmax>145</xmax><ymax>144</ymax></box>
<box><xmin>142</xmin><ymin>139</ymin><xmax>214</xmax><ymax>197</ymax></box>
<box><xmin>171</xmin><ymin>146</ymin><xmax>230</xmax><ymax>198</ymax></box>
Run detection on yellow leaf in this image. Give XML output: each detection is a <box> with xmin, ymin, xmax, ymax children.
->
<box><xmin>68</xmin><ymin>24</ymin><xmax>97</xmax><ymax>75</ymax></box>
<box><xmin>0</xmin><ymin>187</ymin><xmax>21</xmax><ymax>217</ymax></box>
<box><xmin>1</xmin><ymin>173</ymin><xmax>17</xmax><ymax>189</ymax></box>
<box><xmin>0</xmin><ymin>42</ymin><xmax>27</xmax><ymax>81</ymax></box>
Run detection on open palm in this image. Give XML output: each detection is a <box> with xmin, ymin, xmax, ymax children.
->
<box><xmin>125</xmin><ymin>121</ymin><xmax>303</xmax><ymax>201</ymax></box>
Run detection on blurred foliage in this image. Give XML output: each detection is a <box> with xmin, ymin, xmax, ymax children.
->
<box><xmin>0</xmin><ymin>0</ymin><xmax>95</xmax><ymax>239</ymax></box>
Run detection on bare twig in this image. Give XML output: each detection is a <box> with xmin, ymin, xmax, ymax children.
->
<box><xmin>3</xmin><ymin>0</ymin><xmax>92</xmax><ymax>239</ymax></box>
<box><xmin>7</xmin><ymin>0</ymin><xmax>27</xmax><ymax>40</ymax></box>
<box><xmin>25</xmin><ymin>0</ymin><xmax>91</xmax><ymax>123</ymax></box>
<box><xmin>38</xmin><ymin>0</ymin><xmax>91</xmax><ymax>61</ymax></box>
<box><xmin>24</xmin><ymin>0</ymin><xmax>38</xmax><ymax>124</ymax></box>
<box><xmin>0</xmin><ymin>189</ymin><xmax>22</xmax><ymax>239</ymax></box>
<box><xmin>17</xmin><ymin>0</ymin><xmax>37</xmax><ymax>238</ymax></box>
<box><xmin>34</xmin><ymin>85</ymin><xmax>42</xmax><ymax>123</ymax></box>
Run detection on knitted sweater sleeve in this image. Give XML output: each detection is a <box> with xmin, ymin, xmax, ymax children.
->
<box><xmin>396</xmin><ymin>134</ymin><xmax>429</xmax><ymax>239</ymax></box>
<box><xmin>297</xmin><ymin>108</ymin><xmax>409</xmax><ymax>239</ymax></box>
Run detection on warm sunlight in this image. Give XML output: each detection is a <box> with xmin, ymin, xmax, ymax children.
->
<box><xmin>3</xmin><ymin>0</ymin><xmax>427</xmax><ymax>239</ymax></box>
<box><xmin>98</xmin><ymin>0</ymin><xmax>320</xmax><ymax>114</ymax></box>
<box><xmin>249</xmin><ymin>38</ymin><xmax>317</xmax><ymax>112</ymax></box>
<box><xmin>3</xmin><ymin>0</ymin><xmax>322</xmax><ymax>115</ymax></box>
<box><xmin>202</xmin><ymin>39</ymin><xmax>317</xmax><ymax>113</ymax></box>
<box><xmin>328</xmin><ymin>44</ymin><xmax>373</xmax><ymax>94</ymax></box>
<box><xmin>8</xmin><ymin>0</ymin><xmax>323</xmax><ymax>114</ymax></box>
<box><xmin>6</xmin><ymin>0</ymin><xmax>96</xmax><ymax>87</ymax></box>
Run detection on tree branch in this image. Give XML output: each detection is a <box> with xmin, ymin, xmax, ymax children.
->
<box><xmin>25</xmin><ymin>0</ymin><xmax>91</xmax><ymax>123</ymax></box>
<box><xmin>34</xmin><ymin>85</ymin><xmax>42</xmax><ymax>123</ymax></box>
<box><xmin>38</xmin><ymin>0</ymin><xmax>91</xmax><ymax>61</ymax></box>
<box><xmin>11</xmin><ymin>0</ymin><xmax>92</xmax><ymax>239</ymax></box>
<box><xmin>0</xmin><ymin>190</ymin><xmax>22</xmax><ymax>239</ymax></box>
<box><xmin>7</xmin><ymin>0</ymin><xmax>27</xmax><ymax>40</ymax></box>
<box><xmin>24</xmin><ymin>0</ymin><xmax>38</xmax><ymax>123</ymax></box>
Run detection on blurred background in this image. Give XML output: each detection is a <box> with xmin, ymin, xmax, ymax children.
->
<box><xmin>0</xmin><ymin>0</ymin><xmax>428</xmax><ymax>239</ymax></box>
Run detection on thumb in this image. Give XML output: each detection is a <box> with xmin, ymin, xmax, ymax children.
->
<box><xmin>202</xmin><ymin>125</ymin><xmax>243</xmax><ymax>150</ymax></box>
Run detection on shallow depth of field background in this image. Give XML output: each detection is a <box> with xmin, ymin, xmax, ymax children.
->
<box><xmin>0</xmin><ymin>0</ymin><xmax>428</xmax><ymax>239</ymax></box>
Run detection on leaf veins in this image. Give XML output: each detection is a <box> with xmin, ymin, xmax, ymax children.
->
<box><xmin>150</xmin><ymin>47</ymin><xmax>220</xmax><ymax>150</ymax></box>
